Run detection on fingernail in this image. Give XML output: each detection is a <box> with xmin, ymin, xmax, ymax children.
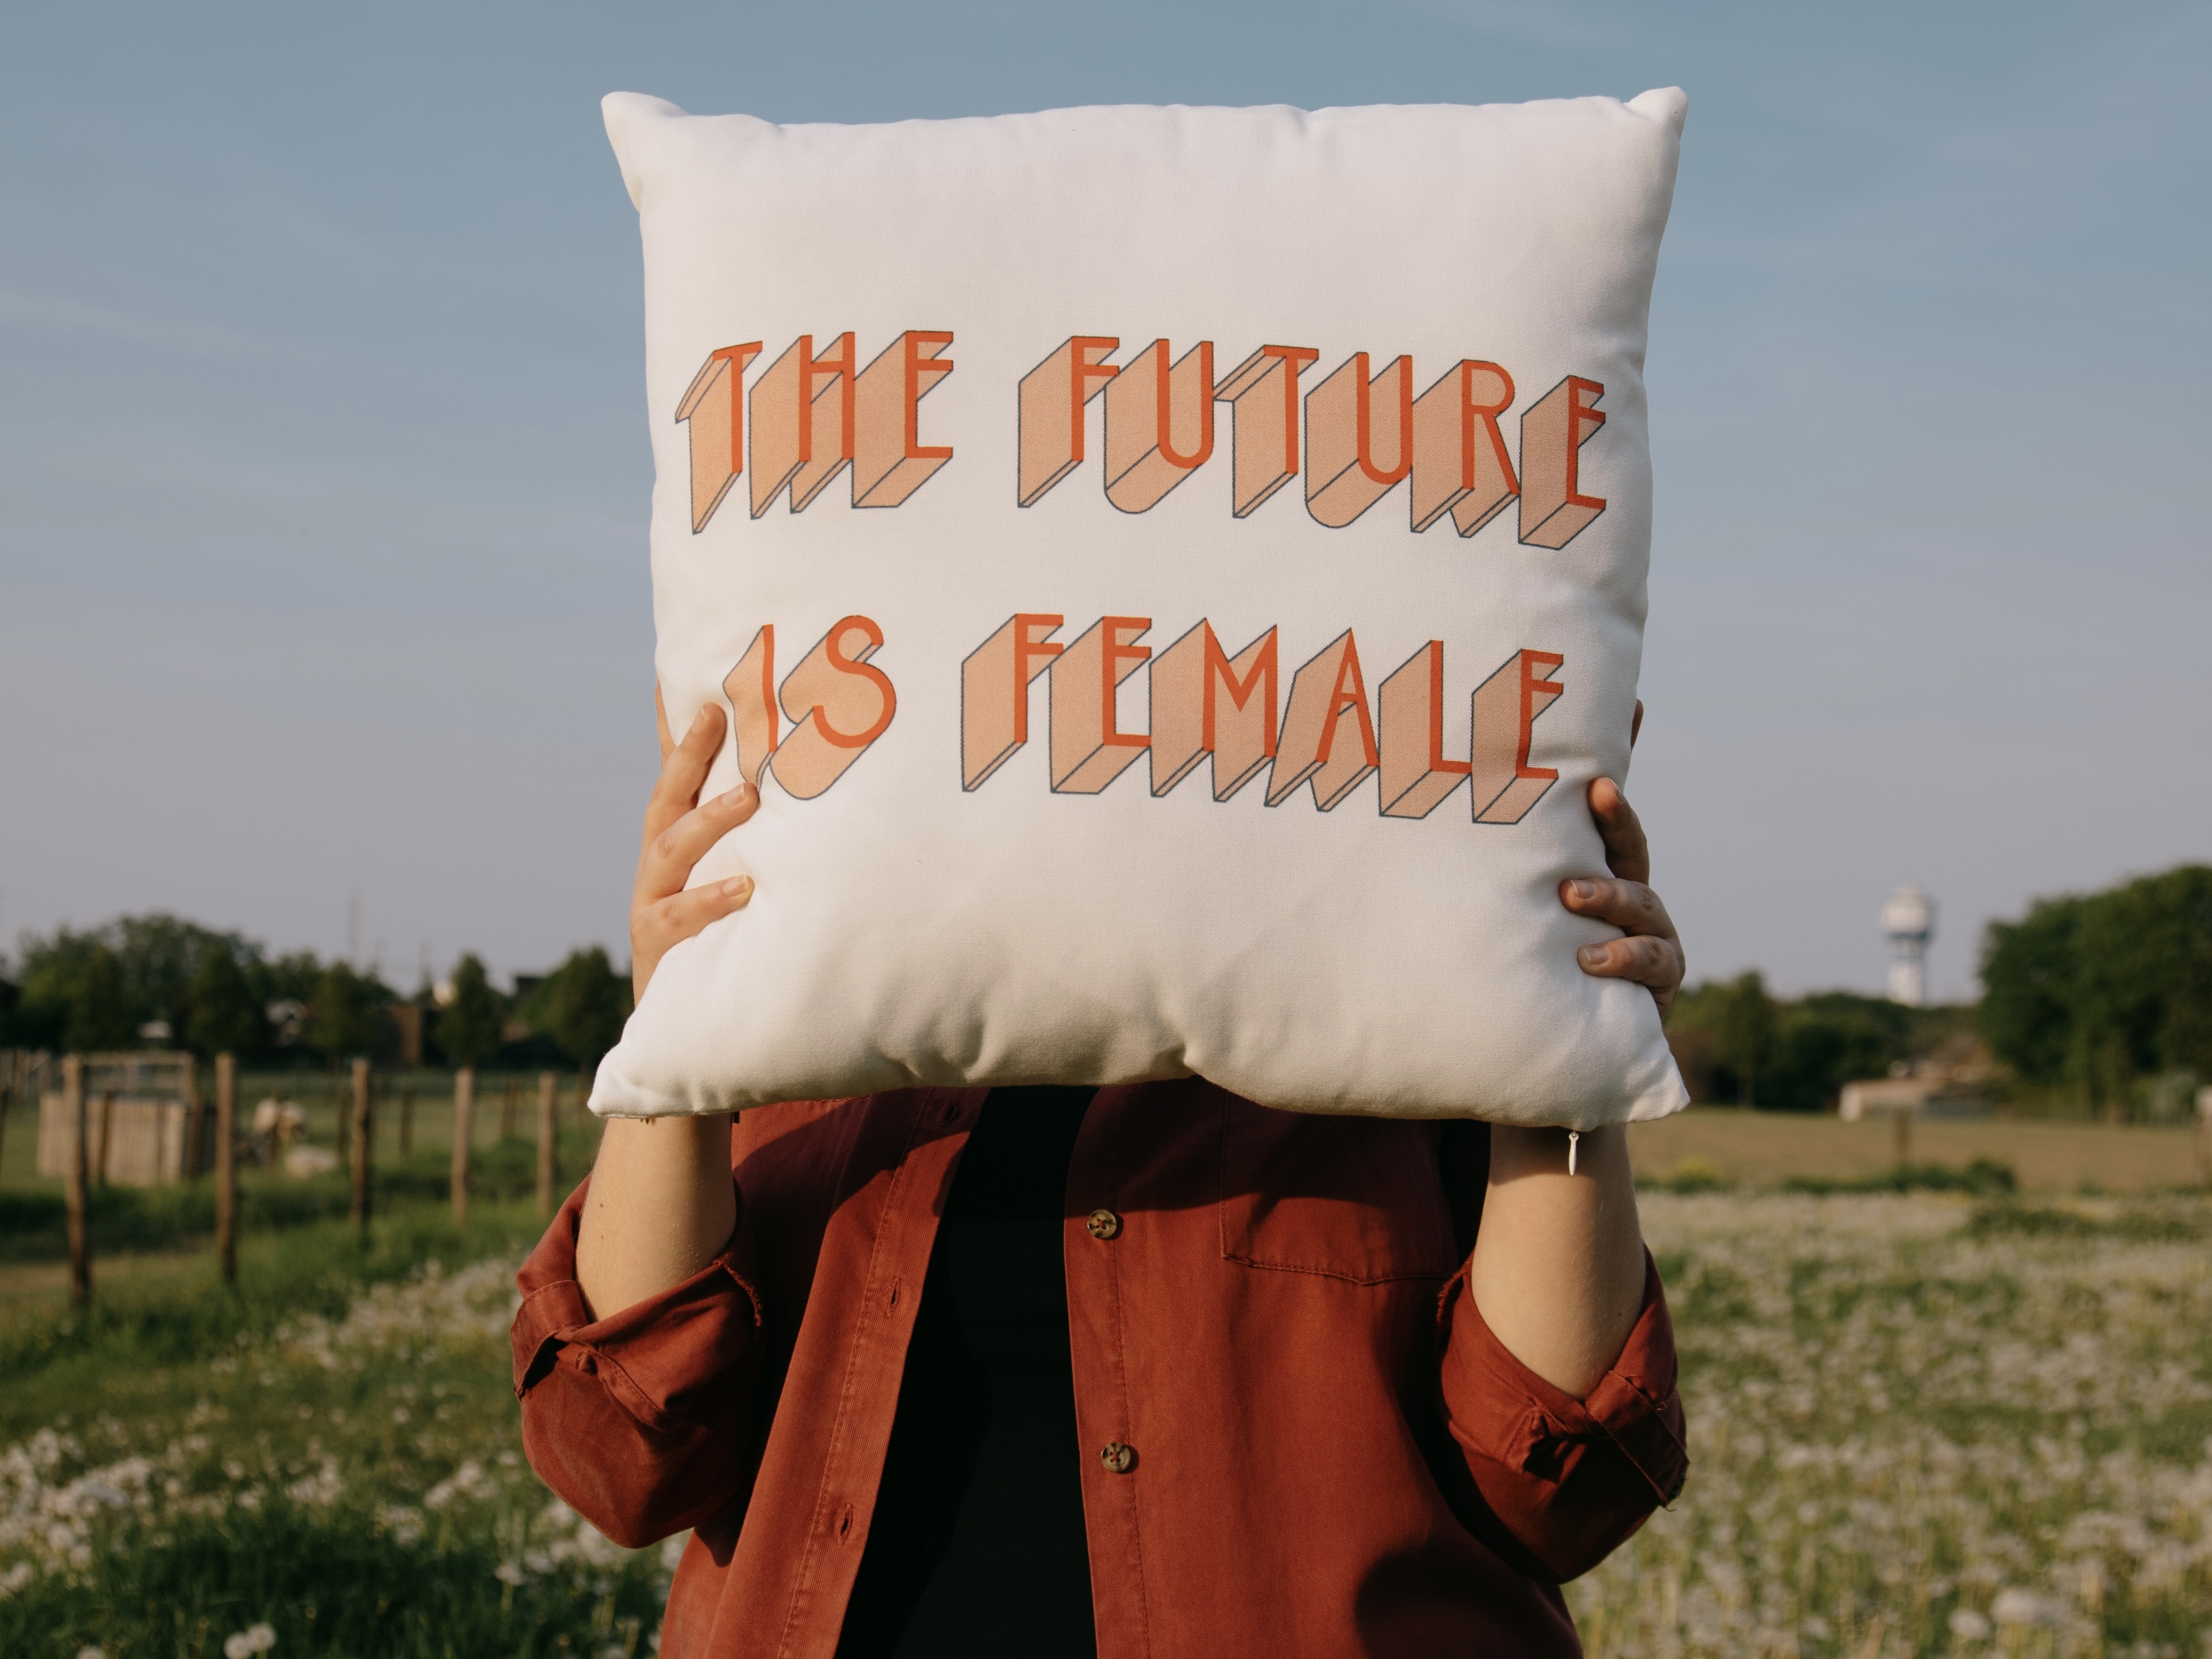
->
<box><xmin>1578</xmin><ymin>944</ymin><xmax>1607</xmax><ymax>966</ymax></box>
<box><xmin>688</xmin><ymin>706</ymin><xmax>711</xmax><ymax>733</ymax></box>
<box><xmin>722</xmin><ymin>876</ymin><xmax>753</xmax><ymax>899</ymax></box>
<box><xmin>1570</xmin><ymin>879</ymin><xmax>1597</xmax><ymax>901</ymax></box>
<box><xmin>715</xmin><ymin>783</ymin><xmax>751</xmax><ymax>809</ymax></box>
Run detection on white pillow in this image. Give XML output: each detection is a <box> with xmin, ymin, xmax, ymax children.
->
<box><xmin>591</xmin><ymin>89</ymin><xmax>1690</xmax><ymax>1127</ymax></box>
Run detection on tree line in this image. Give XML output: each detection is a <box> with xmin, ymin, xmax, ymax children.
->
<box><xmin>0</xmin><ymin>914</ymin><xmax>631</xmax><ymax>1074</ymax></box>
<box><xmin>9</xmin><ymin>862</ymin><xmax>2204</xmax><ymax>1114</ymax></box>
<box><xmin>1977</xmin><ymin>864</ymin><xmax>2212</xmax><ymax>1115</ymax></box>
<box><xmin>1666</xmin><ymin>861</ymin><xmax>2210</xmax><ymax>1116</ymax></box>
<box><xmin>1663</xmin><ymin>976</ymin><xmax>1973</xmax><ymax>1111</ymax></box>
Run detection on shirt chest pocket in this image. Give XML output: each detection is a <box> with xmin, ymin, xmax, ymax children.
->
<box><xmin>1217</xmin><ymin>1096</ymin><xmax>1463</xmax><ymax>1285</ymax></box>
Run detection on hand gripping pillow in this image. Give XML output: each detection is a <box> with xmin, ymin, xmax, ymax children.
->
<box><xmin>591</xmin><ymin>89</ymin><xmax>1691</xmax><ymax>1127</ymax></box>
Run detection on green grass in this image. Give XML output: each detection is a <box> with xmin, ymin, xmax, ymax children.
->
<box><xmin>1</xmin><ymin>1500</ymin><xmax>666</xmax><ymax>1658</ymax></box>
<box><xmin>1639</xmin><ymin>1154</ymin><xmax>2023</xmax><ymax>1199</ymax></box>
<box><xmin>1571</xmin><ymin>1189</ymin><xmax>2212</xmax><ymax>1658</ymax></box>
<box><xmin>0</xmin><ymin>1123</ymin><xmax>677</xmax><ymax>1657</ymax></box>
<box><xmin>10</xmin><ymin>1138</ymin><xmax>2211</xmax><ymax>1657</ymax></box>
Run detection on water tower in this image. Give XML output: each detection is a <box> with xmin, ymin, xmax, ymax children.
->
<box><xmin>1881</xmin><ymin>882</ymin><xmax>1935</xmax><ymax>1007</ymax></box>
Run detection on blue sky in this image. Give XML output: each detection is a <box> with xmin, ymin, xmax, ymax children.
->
<box><xmin>4</xmin><ymin>0</ymin><xmax>2206</xmax><ymax>999</ymax></box>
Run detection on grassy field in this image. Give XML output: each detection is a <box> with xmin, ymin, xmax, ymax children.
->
<box><xmin>1575</xmin><ymin>1188</ymin><xmax>2212</xmax><ymax>1658</ymax></box>
<box><xmin>2</xmin><ymin>1102</ymin><xmax>2208</xmax><ymax>1655</ymax></box>
<box><xmin>0</xmin><ymin>1113</ymin><xmax>671</xmax><ymax>1657</ymax></box>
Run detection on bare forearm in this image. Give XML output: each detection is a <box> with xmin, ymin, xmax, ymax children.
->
<box><xmin>1468</xmin><ymin>1124</ymin><xmax>1646</xmax><ymax>1398</ymax></box>
<box><xmin>574</xmin><ymin>1115</ymin><xmax>738</xmax><ymax>1319</ymax></box>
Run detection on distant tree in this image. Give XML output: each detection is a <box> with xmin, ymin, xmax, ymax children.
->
<box><xmin>1672</xmin><ymin>978</ymin><xmax>1966</xmax><ymax>1110</ymax></box>
<box><xmin>186</xmin><ymin>946</ymin><xmax>267</xmax><ymax>1059</ymax></box>
<box><xmin>261</xmin><ymin>950</ymin><xmax>324</xmax><ymax>1004</ymax></box>
<box><xmin>539</xmin><ymin>947</ymin><xmax>632</xmax><ymax>1073</ymax></box>
<box><xmin>306</xmin><ymin>962</ymin><xmax>391</xmax><ymax>1061</ymax></box>
<box><xmin>66</xmin><ymin>945</ymin><xmax>138</xmax><ymax>1053</ymax></box>
<box><xmin>438</xmin><ymin>954</ymin><xmax>505</xmax><ymax>1070</ymax></box>
<box><xmin>108</xmin><ymin>916</ymin><xmax>244</xmax><ymax>1035</ymax></box>
<box><xmin>12</xmin><ymin>915</ymin><xmax>265</xmax><ymax>1054</ymax></box>
<box><xmin>1727</xmin><ymin>973</ymin><xmax>1782</xmax><ymax>1106</ymax></box>
<box><xmin>1979</xmin><ymin>898</ymin><xmax>2082</xmax><ymax>1086</ymax></box>
<box><xmin>1763</xmin><ymin>993</ymin><xmax>1913</xmax><ymax>1112</ymax></box>
<box><xmin>1703</xmin><ymin>971</ymin><xmax>1780</xmax><ymax>1107</ymax></box>
<box><xmin>14</xmin><ymin>928</ymin><xmax>112</xmax><ymax>1051</ymax></box>
<box><xmin>1980</xmin><ymin>865</ymin><xmax>2212</xmax><ymax>1111</ymax></box>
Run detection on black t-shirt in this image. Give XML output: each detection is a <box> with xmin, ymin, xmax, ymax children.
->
<box><xmin>834</xmin><ymin>1085</ymin><xmax>1100</xmax><ymax>1659</ymax></box>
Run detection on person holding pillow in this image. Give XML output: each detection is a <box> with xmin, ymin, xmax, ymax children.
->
<box><xmin>513</xmin><ymin>698</ymin><xmax>1687</xmax><ymax>1659</ymax></box>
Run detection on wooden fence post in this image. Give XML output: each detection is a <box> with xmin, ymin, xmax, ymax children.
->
<box><xmin>1892</xmin><ymin>1103</ymin><xmax>1913</xmax><ymax>1171</ymax></box>
<box><xmin>350</xmin><ymin>1059</ymin><xmax>373</xmax><ymax>1236</ymax></box>
<box><xmin>64</xmin><ymin>1055</ymin><xmax>91</xmax><ymax>1307</ymax></box>
<box><xmin>215</xmin><ymin>1053</ymin><xmax>237</xmax><ymax>1284</ymax></box>
<box><xmin>0</xmin><ymin>1049</ymin><xmax>13</xmax><ymax>1180</ymax></box>
<box><xmin>451</xmin><ymin>1067</ymin><xmax>474</xmax><ymax>1232</ymax></box>
<box><xmin>537</xmin><ymin>1071</ymin><xmax>558</xmax><ymax>1219</ymax></box>
<box><xmin>181</xmin><ymin>1052</ymin><xmax>204</xmax><ymax>1179</ymax></box>
<box><xmin>95</xmin><ymin>1090</ymin><xmax>116</xmax><ymax>1188</ymax></box>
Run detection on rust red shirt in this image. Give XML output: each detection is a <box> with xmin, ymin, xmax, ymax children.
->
<box><xmin>512</xmin><ymin>1082</ymin><xmax>1687</xmax><ymax>1659</ymax></box>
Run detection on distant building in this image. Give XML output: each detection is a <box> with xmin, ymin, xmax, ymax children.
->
<box><xmin>1881</xmin><ymin>882</ymin><xmax>1935</xmax><ymax>1007</ymax></box>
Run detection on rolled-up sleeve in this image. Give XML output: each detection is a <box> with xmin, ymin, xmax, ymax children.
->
<box><xmin>1436</xmin><ymin>1251</ymin><xmax>1687</xmax><ymax>1581</ymax></box>
<box><xmin>512</xmin><ymin>1176</ymin><xmax>766</xmax><ymax>1548</ymax></box>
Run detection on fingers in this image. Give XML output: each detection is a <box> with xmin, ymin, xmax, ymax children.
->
<box><xmin>1559</xmin><ymin>875</ymin><xmax>1675</xmax><ymax>944</ymax></box>
<box><xmin>1586</xmin><ymin>776</ymin><xmax>1649</xmax><ymax>885</ymax></box>
<box><xmin>633</xmin><ymin>696</ymin><xmax>753</xmax><ymax>1002</ymax></box>
<box><xmin>631</xmin><ymin>875</ymin><xmax>756</xmax><ymax>993</ymax></box>
<box><xmin>1561</xmin><ymin>865</ymin><xmax>1686</xmax><ymax>1014</ymax></box>
<box><xmin>643</xmin><ymin>702</ymin><xmax>730</xmax><ymax>849</ymax></box>
<box><xmin>637</xmin><ymin>779</ymin><xmax>759</xmax><ymax>904</ymax></box>
<box><xmin>1574</xmin><ymin>932</ymin><xmax>1685</xmax><ymax>1011</ymax></box>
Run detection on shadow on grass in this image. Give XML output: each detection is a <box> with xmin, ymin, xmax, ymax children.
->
<box><xmin>0</xmin><ymin>1497</ymin><xmax>664</xmax><ymax>1657</ymax></box>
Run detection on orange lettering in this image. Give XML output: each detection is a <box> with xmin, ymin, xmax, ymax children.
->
<box><xmin>1212</xmin><ymin>345</ymin><xmax>1318</xmax><ymax>517</ymax></box>
<box><xmin>749</xmin><ymin>333</ymin><xmax>854</xmax><ymax>517</ymax></box>
<box><xmin>1103</xmin><ymin>340</ymin><xmax>1214</xmax><ymax>513</ymax></box>
<box><xmin>1470</xmin><ymin>649</ymin><xmax>1564</xmax><ymax>823</ymax></box>
<box><xmin>1378</xmin><ymin>640</ymin><xmax>1473</xmax><ymax>818</ymax></box>
<box><xmin>1518</xmin><ymin>376</ymin><xmax>1606</xmax><ymax>548</ymax></box>
<box><xmin>1305</xmin><ymin>353</ymin><xmax>1414</xmax><ymax>527</ymax></box>
<box><xmin>960</xmin><ymin>613</ymin><xmax>1063</xmax><ymax>790</ymax></box>
<box><xmin>853</xmin><ymin>330</ymin><xmax>954</xmax><ymax>508</ymax></box>
<box><xmin>674</xmin><ymin>342</ymin><xmax>761</xmax><ymax>533</ymax></box>
<box><xmin>1146</xmin><ymin>622</ymin><xmax>1277</xmax><ymax>800</ymax></box>
<box><xmin>768</xmin><ymin>616</ymin><xmax>896</xmax><ymax>799</ymax></box>
<box><xmin>720</xmin><ymin>624</ymin><xmax>778</xmax><ymax>785</ymax></box>
<box><xmin>1049</xmin><ymin>616</ymin><xmax>1151</xmax><ymax>794</ymax></box>
<box><xmin>1017</xmin><ymin>337</ymin><xmax>1120</xmax><ymax>506</ymax></box>
<box><xmin>1411</xmin><ymin>361</ymin><xmax>1518</xmax><ymax>537</ymax></box>
<box><xmin>1268</xmin><ymin>631</ymin><xmax>1378</xmax><ymax>811</ymax></box>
